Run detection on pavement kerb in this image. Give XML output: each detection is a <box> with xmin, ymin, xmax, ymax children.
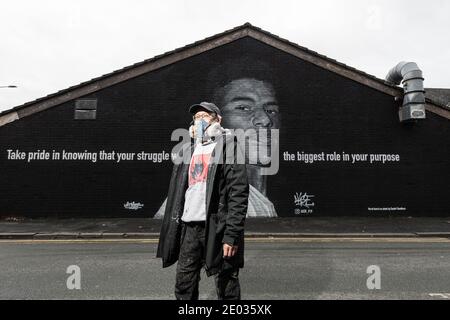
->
<box><xmin>33</xmin><ymin>232</ymin><xmax>82</xmax><ymax>240</ymax></box>
<box><xmin>0</xmin><ymin>233</ymin><xmax>37</xmax><ymax>239</ymax></box>
<box><xmin>1</xmin><ymin>231</ymin><xmax>449</xmax><ymax>240</ymax></box>
<box><xmin>414</xmin><ymin>232</ymin><xmax>450</xmax><ymax>238</ymax></box>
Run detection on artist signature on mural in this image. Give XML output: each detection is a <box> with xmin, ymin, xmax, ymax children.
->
<box><xmin>294</xmin><ymin>192</ymin><xmax>315</xmax><ymax>208</ymax></box>
<box><xmin>294</xmin><ymin>192</ymin><xmax>315</xmax><ymax>215</ymax></box>
<box><xmin>124</xmin><ymin>201</ymin><xmax>144</xmax><ymax>210</ymax></box>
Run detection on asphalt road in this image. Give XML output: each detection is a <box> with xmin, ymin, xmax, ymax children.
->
<box><xmin>1</xmin><ymin>238</ymin><xmax>449</xmax><ymax>300</ymax></box>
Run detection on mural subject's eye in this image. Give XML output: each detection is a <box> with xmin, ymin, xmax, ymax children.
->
<box><xmin>265</xmin><ymin>107</ymin><xmax>279</xmax><ymax>115</ymax></box>
<box><xmin>235</xmin><ymin>104</ymin><xmax>251</xmax><ymax>111</ymax></box>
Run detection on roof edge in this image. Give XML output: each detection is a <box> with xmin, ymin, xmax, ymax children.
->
<box><xmin>0</xmin><ymin>23</ymin><xmax>252</xmax><ymax>120</ymax></box>
<box><xmin>1</xmin><ymin>22</ymin><xmax>449</xmax><ymax>124</ymax></box>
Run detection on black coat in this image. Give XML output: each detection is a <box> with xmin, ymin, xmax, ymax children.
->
<box><xmin>156</xmin><ymin>132</ymin><xmax>249</xmax><ymax>276</ymax></box>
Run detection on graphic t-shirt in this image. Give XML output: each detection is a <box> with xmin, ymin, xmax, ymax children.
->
<box><xmin>181</xmin><ymin>141</ymin><xmax>217</xmax><ymax>222</ymax></box>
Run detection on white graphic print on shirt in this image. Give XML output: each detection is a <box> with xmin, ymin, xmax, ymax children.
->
<box><xmin>181</xmin><ymin>142</ymin><xmax>217</xmax><ymax>222</ymax></box>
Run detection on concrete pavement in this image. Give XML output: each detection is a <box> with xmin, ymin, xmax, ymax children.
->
<box><xmin>0</xmin><ymin>216</ymin><xmax>450</xmax><ymax>239</ymax></box>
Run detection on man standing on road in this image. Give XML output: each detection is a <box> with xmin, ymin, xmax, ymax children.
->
<box><xmin>157</xmin><ymin>102</ymin><xmax>249</xmax><ymax>300</ymax></box>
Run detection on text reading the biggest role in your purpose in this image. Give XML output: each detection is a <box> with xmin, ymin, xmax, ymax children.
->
<box><xmin>283</xmin><ymin>151</ymin><xmax>401</xmax><ymax>164</ymax></box>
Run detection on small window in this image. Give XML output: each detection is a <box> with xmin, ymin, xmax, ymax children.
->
<box><xmin>75</xmin><ymin>99</ymin><xmax>97</xmax><ymax>120</ymax></box>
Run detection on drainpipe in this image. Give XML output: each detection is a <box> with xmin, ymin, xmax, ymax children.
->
<box><xmin>385</xmin><ymin>61</ymin><xmax>426</xmax><ymax>122</ymax></box>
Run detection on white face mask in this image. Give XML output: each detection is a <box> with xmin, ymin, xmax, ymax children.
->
<box><xmin>189</xmin><ymin>119</ymin><xmax>223</xmax><ymax>142</ymax></box>
<box><xmin>189</xmin><ymin>119</ymin><xmax>209</xmax><ymax>141</ymax></box>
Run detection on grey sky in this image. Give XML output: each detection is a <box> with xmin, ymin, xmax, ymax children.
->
<box><xmin>1</xmin><ymin>0</ymin><xmax>449</xmax><ymax>113</ymax></box>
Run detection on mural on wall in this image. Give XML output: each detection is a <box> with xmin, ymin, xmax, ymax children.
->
<box><xmin>0</xmin><ymin>36</ymin><xmax>448</xmax><ymax>218</ymax></box>
<box><xmin>155</xmin><ymin>57</ymin><xmax>281</xmax><ymax>218</ymax></box>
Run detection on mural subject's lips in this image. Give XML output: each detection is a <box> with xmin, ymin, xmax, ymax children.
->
<box><xmin>244</xmin><ymin>135</ymin><xmax>272</xmax><ymax>165</ymax></box>
<box><xmin>243</xmin><ymin>130</ymin><xmax>276</xmax><ymax>166</ymax></box>
<box><xmin>245</xmin><ymin>131</ymin><xmax>272</xmax><ymax>151</ymax></box>
<box><xmin>247</xmin><ymin>139</ymin><xmax>270</xmax><ymax>150</ymax></box>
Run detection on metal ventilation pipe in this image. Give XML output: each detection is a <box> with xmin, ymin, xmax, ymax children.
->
<box><xmin>385</xmin><ymin>61</ymin><xmax>426</xmax><ymax>122</ymax></box>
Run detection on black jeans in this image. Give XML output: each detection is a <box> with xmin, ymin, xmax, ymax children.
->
<box><xmin>175</xmin><ymin>221</ymin><xmax>241</xmax><ymax>300</ymax></box>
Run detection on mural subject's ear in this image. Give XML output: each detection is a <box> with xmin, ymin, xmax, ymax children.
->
<box><xmin>189</xmin><ymin>124</ymin><xmax>195</xmax><ymax>138</ymax></box>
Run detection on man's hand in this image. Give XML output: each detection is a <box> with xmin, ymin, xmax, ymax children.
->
<box><xmin>223</xmin><ymin>243</ymin><xmax>238</xmax><ymax>258</ymax></box>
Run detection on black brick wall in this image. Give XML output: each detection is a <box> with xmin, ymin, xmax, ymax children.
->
<box><xmin>0</xmin><ymin>37</ymin><xmax>448</xmax><ymax>217</ymax></box>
